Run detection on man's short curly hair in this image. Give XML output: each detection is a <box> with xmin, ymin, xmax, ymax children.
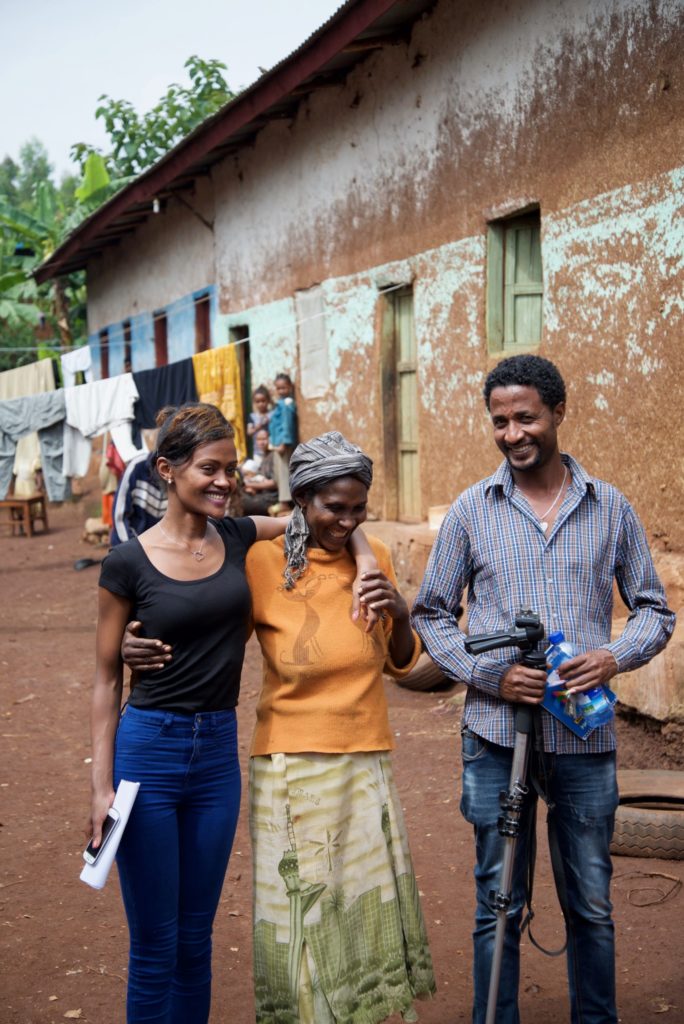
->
<box><xmin>483</xmin><ymin>355</ymin><xmax>566</xmax><ymax>410</ymax></box>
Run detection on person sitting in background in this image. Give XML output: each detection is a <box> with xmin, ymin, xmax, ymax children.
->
<box><xmin>239</xmin><ymin>426</ymin><xmax>278</xmax><ymax>516</ymax></box>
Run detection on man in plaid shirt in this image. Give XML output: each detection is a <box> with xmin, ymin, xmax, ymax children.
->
<box><xmin>412</xmin><ymin>354</ymin><xmax>674</xmax><ymax>1024</ymax></box>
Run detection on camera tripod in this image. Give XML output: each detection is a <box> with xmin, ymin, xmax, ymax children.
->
<box><xmin>464</xmin><ymin>610</ymin><xmax>546</xmax><ymax>1024</ymax></box>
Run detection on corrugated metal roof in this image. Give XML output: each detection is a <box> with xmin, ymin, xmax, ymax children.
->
<box><xmin>36</xmin><ymin>0</ymin><xmax>436</xmax><ymax>283</ymax></box>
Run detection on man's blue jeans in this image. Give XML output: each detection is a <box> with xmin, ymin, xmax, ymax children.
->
<box><xmin>460</xmin><ymin>727</ymin><xmax>619</xmax><ymax>1024</ymax></box>
<box><xmin>114</xmin><ymin>706</ymin><xmax>241</xmax><ymax>1024</ymax></box>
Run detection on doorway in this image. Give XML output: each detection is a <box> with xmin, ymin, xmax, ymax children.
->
<box><xmin>194</xmin><ymin>294</ymin><xmax>211</xmax><ymax>353</ymax></box>
<box><xmin>153</xmin><ymin>311</ymin><xmax>168</xmax><ymax>367</ymax></box>
<box><xmin>380</xmin><ymin>287</ymin><xmax>421</xmax><ymax>521</ymax></box>
<box><xmin>229</xmin><ymin>325</ymin><xmax>251</xmax><ymax>452</ymax></box>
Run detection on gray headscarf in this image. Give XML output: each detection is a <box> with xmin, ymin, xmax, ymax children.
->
<box><xmin>283</xmin><ymin>431</ymin><xmax>373</xmax><ymax>589</ymax></box>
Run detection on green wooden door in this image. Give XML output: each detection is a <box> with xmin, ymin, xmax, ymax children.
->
<box><xmin>395</xmin><ymin>292</ymin><xmax>420</xmax><ymax>519</ymax></box>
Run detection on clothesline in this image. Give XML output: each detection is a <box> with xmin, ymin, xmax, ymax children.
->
<box><xmin>0</xmin><ymin>342</ymin><xmax>247</xmax><ymax>504</ymax></box>
<box><xmin>0</xmin><ymin>343</ymin><xmax>80</xmax><ymax>353</ymax></box>
<box><xmin>0</xmin><ymin>280</ymin><xmax>410</xmax><ymax>355</ymax></box>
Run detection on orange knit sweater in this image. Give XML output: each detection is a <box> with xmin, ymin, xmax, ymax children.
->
<box><xmin>246</xmin><ymin>535</ymin><xmax>421</xmax><ymax>755</ymax></box>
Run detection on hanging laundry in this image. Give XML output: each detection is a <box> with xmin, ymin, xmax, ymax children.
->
<box><xmin>0</xmin><ymin>357</ymin><xmax>56</xmax><ymax>400</ymax></box>
<box><xmin>0</xmin><ymin>357</ymin><xmax>57</xmax><ymax>497</ymax></box>
<box><xmin>132</xmin><ymin>357</ymin><xmax>198</xmax><ymax>443</ymax></box>
<box><xmin>60</xmin><ymin>345</ymin><xmax>93</xmax><ymax>387</ymax></box>
<box><xmin>192</xmin><ymin>345</ymin><xmax>246</xmax><ymax>460</ymax></box>
<box><xmin>0</xmin><ymin>390</ymin><xmax>70</xmax><ymax>501</ymax></box>
<box><xmin>63</xmin><ymin>373</ymin><xmax>142</xmax><ymax>478</ymax></box>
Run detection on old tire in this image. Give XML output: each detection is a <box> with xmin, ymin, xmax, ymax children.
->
<box><xmin>396</xmin><ymin>653</ymin><xmax>451</xmax><ymax>692</ymax></box>
<box><xmin>611</xmin><ymin>805</ymin><xmax>684</xmax><ymax>861</ymax></box>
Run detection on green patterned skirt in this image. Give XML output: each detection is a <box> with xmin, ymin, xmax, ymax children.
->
<box><xmin>249</xmin><ymin>751</ymin><xmax>436</xmax><ymax>1024</ymax></box>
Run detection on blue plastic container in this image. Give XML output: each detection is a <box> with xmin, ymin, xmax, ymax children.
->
<box><xmin>544</xmin><ymin>630</ymin><xmax>616</xmax><ymax>736</ymax></box>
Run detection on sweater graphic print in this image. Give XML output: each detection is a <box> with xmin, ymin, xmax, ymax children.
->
<box><xmin>277</xmin><ymin>570</ymin><xmax>379</xmax><ymax>670</ymax></box>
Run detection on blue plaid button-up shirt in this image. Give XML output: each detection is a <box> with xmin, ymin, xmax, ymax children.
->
<box><xmin>412</xmin><ymin>453</ymin><xmax>675</xmax><ymax>753</ymax></box>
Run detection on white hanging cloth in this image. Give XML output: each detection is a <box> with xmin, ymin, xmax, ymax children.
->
<box><xmin>60</xmin><ymin>345</ymin><xmax>94</xmax><ymax>387</ymax></box>
<box><xmin>63</xmin><ymin>373</ymin><xmax>142</xmax><ymax>477</ymax></box>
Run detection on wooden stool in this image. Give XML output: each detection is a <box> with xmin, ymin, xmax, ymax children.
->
<box><xmin>0</xmin><ymin>495</ymin><xmax>49</xmax><ymax>537</ymax></box>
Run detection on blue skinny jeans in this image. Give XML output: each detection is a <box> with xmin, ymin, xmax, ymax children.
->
<box><xmin>114</xmin><ymin>705</ymin><xmax>241</xmax><ymax>1024</ymax></box>
<box><xmin>460</xmin><ymin>727</ymin><xmax>619</xmax><ymax>1024</ymax></box>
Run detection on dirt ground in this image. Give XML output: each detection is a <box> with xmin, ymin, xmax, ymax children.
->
<box><xmin>1</xmin><ymin>488</ymin><xmax>683</xmax><ymax>1024</ymax></box>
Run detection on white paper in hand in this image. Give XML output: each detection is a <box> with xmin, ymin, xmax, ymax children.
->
<box><xmin>80</xmin><ymin>779</ymin><xmax>140</xmax><ymax>890</ymax></box>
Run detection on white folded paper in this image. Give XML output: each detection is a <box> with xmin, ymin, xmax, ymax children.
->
<box><xmin>80</xmin><ymin>779</ymin><xmax>140</xmax><ymax>890</ymax></box>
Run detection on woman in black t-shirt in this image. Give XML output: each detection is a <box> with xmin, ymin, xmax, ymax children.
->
<box><xmin>87</xmin><ymin>403</ymin><xmax>292</xmax><ymax>1024</ymax></box>
<box><xmin>88</xmin><ymin>402</ymin><xmax>374</xmax><ymax>1024</ymax></box>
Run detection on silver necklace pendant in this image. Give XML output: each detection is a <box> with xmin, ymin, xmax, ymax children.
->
<box><xmin>159</xmin><ymin>520</ymin><xmax>207</xmax><ymax>559</ymax></box>
<box><xmin>540</xmin><ymin>520</ymin><xmax>549</xmax><ymax>533</ymax></box>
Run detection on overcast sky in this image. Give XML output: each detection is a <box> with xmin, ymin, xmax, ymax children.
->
<box><xmin>2</xmin><ymin>0</ymin><xmax>343</xmax><ymax>180</ymax></box>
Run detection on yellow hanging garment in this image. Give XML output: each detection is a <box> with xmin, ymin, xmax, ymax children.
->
<box><xmin>192</xmin><ymin>345</ymin><xmax>246</xmax><ymax>461</ymax></box>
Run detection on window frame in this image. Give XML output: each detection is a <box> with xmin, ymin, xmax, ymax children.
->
<box><xmin>99</xmin><ymin>327</ymin><xmax>109</xmax><ymax>379</ymax></box>
<box><xmin>153</xmin><ymin>310</ymin><xmax>168</xmax><ymax>367</ymax></box>
<box><xmin>487</xmin><ymin>208</ymin><xmax>543</xmax><ymax>353</ymax></box>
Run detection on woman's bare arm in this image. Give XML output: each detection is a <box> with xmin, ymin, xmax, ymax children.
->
<box><xmin>349</xmin><ymin>527</ymin><xmax>380</xmax><ymax>631</ymax></box>
<box><xmin>88</xmin><ymin>587</ymin><xmax>132</xmax><ymax>849</ymax></box>
<box><xmin>250</xmin><ymin>514</ymin><xmax>291</xmax><ymax>540</ymax></box>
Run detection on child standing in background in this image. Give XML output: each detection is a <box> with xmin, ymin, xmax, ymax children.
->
<box><xmin>246</xmin><ymin>386</ymin><xmax>272</xmax><ymax>452</ymax></box>
<box><xmin>268</xmin><ymin>372</ymin><xmax>297</xmax><ymax>513</ymax></box>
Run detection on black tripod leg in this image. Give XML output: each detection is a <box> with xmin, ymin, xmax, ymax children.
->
<box><xmin>485</xmin><ymin>706</ymin><xmax>533</xmax><ymax>1024</ymax></box>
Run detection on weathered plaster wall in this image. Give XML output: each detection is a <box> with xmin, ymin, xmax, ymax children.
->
<box><xmin>543</xmin><ymin>167</ymin><xmax>684</xmax><ymax>551</ymax></box>
<box><xmin>211</xmin><ymin>0</ymin><xmax>683</xmax><ymax>303</ymax></box>
<box><xmin>206</xmin><ymin>0</ymin><xmax>683</xmax><ymax>546</ymax></box>
<box><xmin>81</xmin><ymin>0</ymin><xmax>683</xmax><ymax>548</ymax></box>
<box><xmin>86</xmin><ymin>177</ymin><xmax>216</xmax><ymax>334</ymax></box>
<box><xmin>210</xmin><ymin>157</ymin><xmax>683</xmax><ymax>542</ymax></box>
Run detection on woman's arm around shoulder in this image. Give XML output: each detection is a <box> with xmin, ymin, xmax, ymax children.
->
<box><xmin>250</xmin><ymin>513</ymin><xmax>291</xmax><ymax>541</ymax></box>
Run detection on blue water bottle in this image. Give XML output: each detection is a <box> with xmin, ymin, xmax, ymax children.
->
<box><xmin>545</xmin><ymin>630</ymin><xmax>615</xmax><ymax>730</ymax></box>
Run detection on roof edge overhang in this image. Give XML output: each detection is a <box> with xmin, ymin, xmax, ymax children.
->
<box><xmin>35</xmin><ymin>0</ymin><xmax>413</xmax><ymax>284</ymax></box>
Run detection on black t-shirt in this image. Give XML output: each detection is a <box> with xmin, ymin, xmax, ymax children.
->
<box><xmin>99</xmin><ymin>517</ymin><xmax>257</xmax><ymax>713</ymax></box>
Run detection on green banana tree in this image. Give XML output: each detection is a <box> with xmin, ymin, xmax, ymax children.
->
<box><xmin>0</xmin><ymin>184</ymin><xmax>77</xmax><ymax>348</ymax></box>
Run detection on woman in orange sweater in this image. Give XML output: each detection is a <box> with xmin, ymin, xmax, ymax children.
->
<box><xmin>247</xmin><ymin>431</ymin><xmax>435</xmax><ymax>1024</ymax></box>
